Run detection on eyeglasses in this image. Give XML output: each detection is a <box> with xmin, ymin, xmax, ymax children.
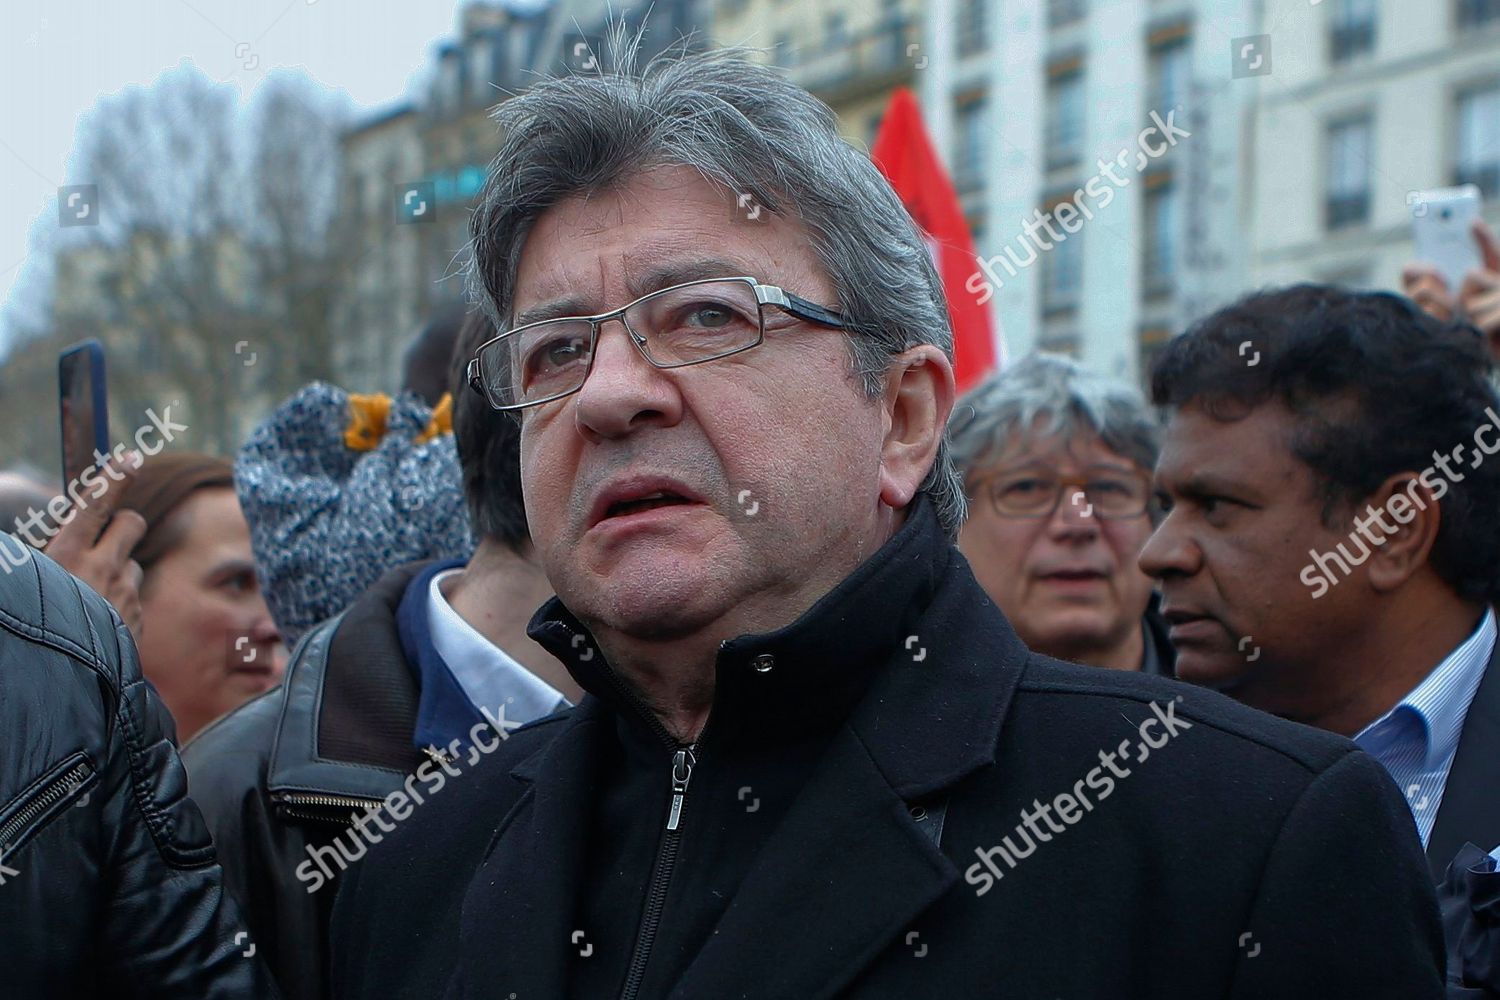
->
<box><xmin>466</xmin><ymin>276</ymin><xmax>848</xmax><ymax>410</ymax></box>
<box><xmin>973</xmin><ymin>468</ymin><xmax>1152</xmax><ymax>520</ymax></box>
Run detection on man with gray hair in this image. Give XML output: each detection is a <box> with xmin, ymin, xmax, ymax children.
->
<box><xmin>949</xmin><ymin>354</ymin><xmax>1171</xmax><ymax>674</ymax></box>
<box><xmin>331</xmin><ymin>40</ymin><xmax>1443</xmax><ymax>998</ymax></box>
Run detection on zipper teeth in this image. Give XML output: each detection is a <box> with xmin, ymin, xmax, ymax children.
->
<box><xmin>620</xmin><ymin>828</ymin><xmax>682</xmax><ymax>1000</ymax></box>
<box><xmin>273</xmin><ymin>792</ymin><xmax>381</xmax><ymax>826</ymax></box>
<box><xmin>580</xmin><ymin>624</ymin><xmax>717</xmax><ymax>1000</ymax></box>
<box><xmin>0</xmin><ymin>760</ymin><xmax>92</xmax><ymax>849</ymax></box>
<box><xmin>275</xmin><ymin>792</ymin><xmax>379</xmax><ymax>809</ymax></box>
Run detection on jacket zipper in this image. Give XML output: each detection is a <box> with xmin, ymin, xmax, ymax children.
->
<box><xmin>0</xmin><ymin>756</ymin><xmax>95</xmax><ymax>854</ymax></box>
<box><xmin>619</xmin><ymin>743</ymin><xmax>697</xmax><ymax>1000</ymax></box>
<box><xmin>579</xmin><ymin>627</ymin><xmax>720</xmax><ymax>1000</ymax></box>
<box><xmin>272</xmin><ymin>791</ymin><xmax>384</xmax><ymax>826</ymax></box>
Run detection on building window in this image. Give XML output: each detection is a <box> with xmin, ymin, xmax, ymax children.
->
<box><xmin>1325</xmin><ymin>116</ymin><xmax>1372</xmax><ymax>230</ymax></box>
<box><xmin>435</xmin><ymin>50</ymin><xmax>461</xmax><ymax>115</ymax></box>
<box><xmin>1042</xmin><ymin>227</ymin><xmax>1082</xmax><ymax>311</ymax></box>
<box><xmin>825</xmin><ymin>12</ymin><xmax>849</xmax><ymax>52</ymax></box>
<box><xmin>958</xmin><ymin>0</ymin><xmax>987</xmax><ymax>57</ymax></box>
<box><xmin>954</xmin><ymin>96</ymin><xmax>988</xmax><ymax>193</ymax></box>
<box><xmin>1321</xmin><ymin>265</ymin><xmax>1373</xmax><ymax>290</ymax></box>
<box><xmin>1143</xmin><ymin>180</ymin><xmax>1178</xmax><ymax>292</ymax></box>
<box><xmin>1329</xmin><ymin>0</ymin><xmax>1377</xmax><ymax>63</ymax></box>
<box><xmin>1456</xmin><ymin>83</ymin><xmax>1500</xmax><ymax>197</ymax></box>
<box><xmin>469</xmin><ymin>36</ymin><xmax>493</xmax><ymax>103</ymax></box>
<box><xmin>1046</xmin><ymin>71</ymin><xmax>1085</xmax><ymax>169</ymax></box>
<box><xmin>967</xmin><ymin>212</ymin><xmax>986</xmax><ymax>248</ymax></box>
<box><xmin>1049</xmin><ymin>0</ymin><xmax>1086</xmax><ymax>29</ymax></box>
<box><xmin>1149</xmin><ymin>38</ymin><xmax>1190</xmax><ymax>115</ymax></box>
<box><xmin>1457</xmin><ymin>0</ymin><xmax>1500</xmax><ymax>29</ymax></box>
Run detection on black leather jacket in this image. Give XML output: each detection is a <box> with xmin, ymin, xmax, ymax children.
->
<box><xmin>181</xmin><ymin>562</ymin><xmax>435</xmax><ymax>1000</ymax></box>
<box><xmin>0</xmin><ymin>535</ymin><xmax>275</xmax><ymax>999</ymax></box>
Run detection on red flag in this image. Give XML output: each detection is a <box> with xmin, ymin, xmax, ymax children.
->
<box><xmin>870</xmin><ymin>87</ymin><xmax>1000</xmax><ymax>392</ymax></box>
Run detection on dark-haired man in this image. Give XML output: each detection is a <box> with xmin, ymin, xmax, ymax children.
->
<box><xmin>330</xmin><ymin>45</ymin><xmax>1443</xmax><ymax>1000</ymax></box>
<box><xmin>181</xmin><ymin>311</ymin><xmax>579</xmax><ymax>1000</ymax></box>
<box><xmin>1143</xmin><ymin>284</ymin><xmax>1500</xmax><ymax>883</ymax></box>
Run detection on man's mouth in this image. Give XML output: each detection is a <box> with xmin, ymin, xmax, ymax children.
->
<box><xmin>1160</xmin><ymin>606</ymin><xmax>1223</xmax><ymax>643</ymax></box>
<box><xmin>604</xmin><ymin>491</ymin><xmax>694</xmax><ymax>519</ymax></box>
<box><xmin>1039</xmin><ymin>568</ymin><xmax>1106</xmax><ymax>582</ymax></box>
<box><xmin>588</xmin><ymin>476</ymin><xmax>708</xmax><ymax>529</ymax></box>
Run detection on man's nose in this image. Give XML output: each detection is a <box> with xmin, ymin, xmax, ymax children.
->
<box><xmin>1138</xmin><ymin>510</ymin><xmax>1198</xmax><ymax>579</ymax></box>
<box><xmin>1046</xmin><ymin>488</ymin><xmax>1100</xmax><ymax>538</ymax></box>
<box><xmin>572</xmin><ymin>319</ymin><xmax>683</xmax><ymax>440</ymax></box>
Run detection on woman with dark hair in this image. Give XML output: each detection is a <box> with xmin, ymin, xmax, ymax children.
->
<box><xmin>126</xmin><ymin>451</ymin><xmax>285</xmax><ymax>740</ymax></box>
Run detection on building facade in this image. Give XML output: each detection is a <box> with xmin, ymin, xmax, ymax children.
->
<box><xmin>331</xmin><ymin>0</ymin><xmax>702</xmax><ymax>392</ymax></box>
<box><xmin>1246</xmin><ymin>0</ymin><xmax>1500</xmax><ymax>296</ymax></box>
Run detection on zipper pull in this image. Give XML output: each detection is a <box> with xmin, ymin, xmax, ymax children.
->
<box><xmin>666</xmin><ymin>747</ymin><xmax>696</xmax><ymax>831</ymax></box>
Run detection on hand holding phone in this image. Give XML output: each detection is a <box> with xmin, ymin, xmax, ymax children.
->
<box><xmin>58</xmin><ymin>340</ymin><xmax>110</xmax><ymax>491</ymax></box>
<box><xmin>44</xmin><ymin>452</ymin><xmax>147</xmax><ymax>637</ymax></box>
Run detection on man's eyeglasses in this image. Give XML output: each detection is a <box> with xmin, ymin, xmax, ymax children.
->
<box><xmin>973</xmin><ymin>468</ymin><xmax>1152</xmax><ymax>520</ymax></box>
<box><xmin>467</xmin><ymin>276</ymin><xmax>847</xmax><ymax>410</ymax></box>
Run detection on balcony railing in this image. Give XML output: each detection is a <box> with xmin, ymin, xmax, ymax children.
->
<box><xmin>1458</xmin><ymin>0</ymin><xmax>1500</xmax><ymax>28</ymax></box>
<box><xmin>1455</xmin><ymin>162</ymin><xmax>1500</xmax><ymax>198</ymax></box>
<box><xmin>1325</xmin><ymin>191</ymin><xmax>1370</xmax><ymax>230</ymax></box>
<box><xmin>791</xmin><ymin>17</ymin><xmax>919</xmax><ymax>103</ymax></box>
<box><xmin>1329</xmin><ymin>20</ymin><xmax>1376</xmax><ymax>62</ymax></box>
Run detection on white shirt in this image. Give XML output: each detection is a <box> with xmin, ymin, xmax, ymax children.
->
<box><xmin>426</xmin><ymin>568</ymin><xmax>569</xmax><ymax>725</ymax></box>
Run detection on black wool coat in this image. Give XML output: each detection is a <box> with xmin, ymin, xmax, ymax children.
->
<box><xmin>331</xmin><ymin>499</ymin><xmax>1445</xmax><ymax>1000</ymax></box>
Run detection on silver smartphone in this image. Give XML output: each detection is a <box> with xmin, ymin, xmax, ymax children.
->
<box><xmin>1411</xmin><ymin>185</ymin><xmax>1483</xmax><ymax>293</ymax></box>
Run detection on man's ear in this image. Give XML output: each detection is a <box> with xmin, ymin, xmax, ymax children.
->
<box><xmin>1363</xmin><ymin>473</ymin><xmax>1442</xmax><ymax>593</ymax></box>
<box><xmin>878</xmin><ymin>345</ymin><xmax>955</xmax><ymax>509</ymax></box>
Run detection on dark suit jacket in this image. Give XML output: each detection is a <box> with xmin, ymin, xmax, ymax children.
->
<box><xmin>331</xmin><ymin>505</ymin><xmax>1443</xmax><ymax>999</ymax></box>
<box><xmin>1428</xmin><ymin>636</ymin><xmax>1500</xmax><ymax>879</ymax></box>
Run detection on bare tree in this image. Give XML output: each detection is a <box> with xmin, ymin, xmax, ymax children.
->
<box><xmin>0</xmin><ymin>64</ymin><xmax>355</xmax><ymax>463</ymax></box>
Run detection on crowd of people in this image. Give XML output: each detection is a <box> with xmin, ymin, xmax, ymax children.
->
<box><xmin>2</xmin><ymin>38</ymin><xmax>1499</xmax><ymax>999</ymax></box>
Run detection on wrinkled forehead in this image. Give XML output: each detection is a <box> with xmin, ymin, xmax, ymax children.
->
<box><xmin>510</xmin><ymin>167</ymin><xmax>832</xmax><ymax>318</ymax></box>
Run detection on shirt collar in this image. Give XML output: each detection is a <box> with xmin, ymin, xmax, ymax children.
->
<box><xmin>1355</xmin><ymin>608</ymin><xmax>1496</xmax><ymax>771</ymax></box>
<box><xmin>526</xmin><ymin>495</ymin><xmax>953</xmax><ymax>748</ymax></box>
<box><xmin>397</xmin><ymin>559</ymin><xmax>567</xmax><ymax>754</ymax></box>
<box><xmin>426</xmin><ymin>566</ymin><xmax>568</xmax><ymax>723</ymax></box>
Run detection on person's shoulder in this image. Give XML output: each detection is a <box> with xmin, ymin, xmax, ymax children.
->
<box><xmin>0</xmin><ymin>538</ymin><xmax>129</xmax><ymax>691</ymax></box>
<box><xmin>179</xmin><ymin>684</ymin><xmax>283</xmax><ymax>792</ymax></box>
<box><xmin>1013</xmin><ymin>653</ymin><xmax>1358</xmax><ymax>779</ymax></box>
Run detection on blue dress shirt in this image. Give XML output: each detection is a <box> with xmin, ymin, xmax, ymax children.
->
<box><xmin>1354</xmin><ymin>608</ymin><xmax>1495</xmax><ymax>847</ymax></box>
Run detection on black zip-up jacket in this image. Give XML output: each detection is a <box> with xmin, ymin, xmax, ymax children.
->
<box><xmin>0</xmin><ymin>535</ymin><xmax>275</xmax><ymax>999</ymax></box>
<box><xmin>330</xmin><ymin>497</ymin><xmax>1445</xmax><ymax>999</ymax></box>
<box><xmin>181</xmin><ymin>562</ymin><xmax>434</xmax><ymax>1000</ymax></box>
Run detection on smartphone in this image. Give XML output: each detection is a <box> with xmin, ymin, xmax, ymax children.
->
<box><xmin>1411</xmin><ymin>185</ymin><xmax>1483</xmax><ymax>294</ymax></box>
<box><xmin>58</xmin><ymin>340</ymin><xmax>110</xmax><ymax>489</ymax></box>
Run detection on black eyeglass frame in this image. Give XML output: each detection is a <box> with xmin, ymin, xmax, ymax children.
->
<box><xmin>465</xmin><ymin>276</ymin><xmax>848</xmax><ymax>411</ymax></box>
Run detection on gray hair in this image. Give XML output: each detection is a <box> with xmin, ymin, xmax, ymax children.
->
<box><xmin>465</xmin><ymin>30</ymin><xmax>966</xmax><ymax>538</ymax></box>
<box><xmin>948</xmin><ymin>354</ymin><xmax>1161</xmax><ymax>489</ymax></box>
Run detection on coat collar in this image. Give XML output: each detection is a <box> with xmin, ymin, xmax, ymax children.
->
<box><xmin>1428</xmin><ymin>629</ymin><xmax>1500</xmax><ymax>878</ymax></box>
<box><xmin>526</xmin><ymin>496</ymin><xmax>965</xmax><ymax>748</ymax></box>
<box><xmin>459</xmin><ymin>502</ymin><xmax>1030</xmax><ymax>997</ymax></box>
<box><xmin>266</xmin><ymin>563</ymin><xmax>430</xmax><ymax>801</ymax></box>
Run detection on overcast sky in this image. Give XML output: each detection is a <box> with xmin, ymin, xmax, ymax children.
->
<box><xmin>0</xmin><ymin>0</ymin><xmax>504</xmax><ymax>340</ymax></box>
